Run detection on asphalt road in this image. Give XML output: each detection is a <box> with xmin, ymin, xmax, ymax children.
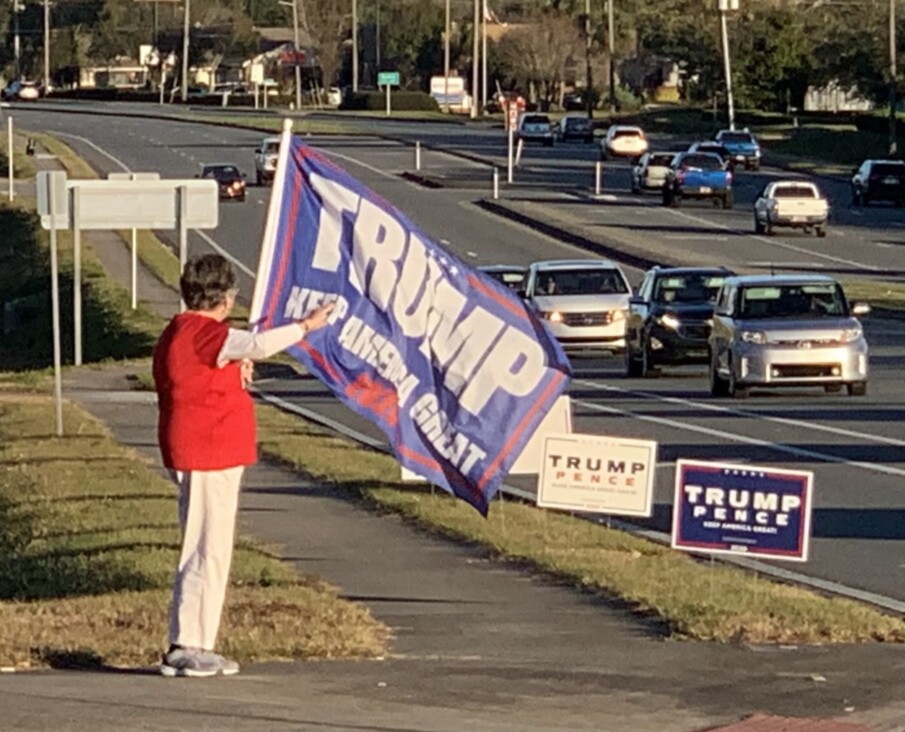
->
<box><xmin>8</xmin><ymin>104</ymin><xmax>905</xmax><ymax>615</ymax></box>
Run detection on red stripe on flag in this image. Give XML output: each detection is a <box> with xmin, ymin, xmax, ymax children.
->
<box><xmin>477</xmin><ymin>371</ymin><xmax>567</xmax><ymax>490</ymax></box>
<box><xmin>468</xmin><ymin>273</ymin><xmax>530</xmax><ymax>320</ymax></box>
<box><xmin>264</xmin><ymin>157</ymin><xmax>304</xmax><ymax>328</ymax></box>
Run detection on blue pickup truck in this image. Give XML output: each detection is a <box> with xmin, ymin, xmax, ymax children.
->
<box><xmin>714</xmin><ymin>128</ymin><xmax>762</xmax><ymax>170</ymax></box>
<box><xmin>662</xmin><ymin>152</ymin><xmax>734</xmax><ymax>209</ymax></box>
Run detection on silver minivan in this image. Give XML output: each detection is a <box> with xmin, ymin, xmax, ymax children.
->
<box><xmin>708</xmin><ymin>274</ymin><xmax>870</xmax><ymax>398</ymax></box>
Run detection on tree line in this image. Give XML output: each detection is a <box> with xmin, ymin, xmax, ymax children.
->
<box><xmin>0</xmin><ymin>0</ymin><xmax>898</xmax><ymax>111</ymax></box>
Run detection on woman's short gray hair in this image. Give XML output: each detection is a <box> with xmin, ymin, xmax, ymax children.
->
<box><xmin>179</xmin><ymin>254</ymin><xmax>237</xmax><ymax>311</ymax></box>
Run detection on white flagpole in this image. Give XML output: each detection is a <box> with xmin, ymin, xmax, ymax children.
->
<box><xmin>249</xmin><ymin>118</ymin><xmax>294</xmax><ymax>329</ymax></box>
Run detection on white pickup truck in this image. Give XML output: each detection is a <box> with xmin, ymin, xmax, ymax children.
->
<box><xmin>753</xmin><ymin>180</ymin><xmax>829</xmax><ymax>237</ymax></box>
<box><xmin>253</xmin><ymin>136</ymin><xmax>281</xmax><ymax>186</ymax></box>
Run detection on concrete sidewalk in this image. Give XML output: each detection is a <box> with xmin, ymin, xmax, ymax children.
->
<box><xmin>3</xmin><ymin>161</ymin><xmax>905</xmax><ymax>732</ymax></box>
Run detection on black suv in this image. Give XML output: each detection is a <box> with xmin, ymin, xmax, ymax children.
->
<box><xmin>851</xmin><ymin>159</ymin><xmax>905</xmax><ymax>206</ymax></box>
<box><xmin>625</xmin><ymin>266</ymin><xmax>734</xmax><ymax>377</ymax></box>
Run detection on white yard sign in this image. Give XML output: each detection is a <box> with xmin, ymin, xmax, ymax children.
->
<box><xmin>537</xmin><ymin>433</ymin><xmax>657</xmax><ymax>517</ymax></box>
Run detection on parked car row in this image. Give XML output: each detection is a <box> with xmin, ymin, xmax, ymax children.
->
<box><xmin>480</xmin><ymin>261</ymin><xmax>871</xmax><ymax>399</ymax></box>
<box><xmin>1</xmin><ymin>80</ymin><xmax>41</xmax><ymax>101</ymax></box>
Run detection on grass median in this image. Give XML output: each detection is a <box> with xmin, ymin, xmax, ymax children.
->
<box><xmin>5</xmin><ymin>132</ymin><xmax>905</xmax><ymax>657</ymax></box>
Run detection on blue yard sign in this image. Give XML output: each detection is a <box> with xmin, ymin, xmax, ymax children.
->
<box><xmin>671</xmin><ymin>459</ymin><xmax>813</xmax><ymax>561</ymax></box>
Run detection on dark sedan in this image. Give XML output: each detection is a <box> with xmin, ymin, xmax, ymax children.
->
<box><xmin>625</xmin><ymin>266</ymin><xmax>734</xmax><ymax>377</ymax></box>
<box><xmin>200</xmin><ymin>164</ymin><xmax>247</xmax><ymax>202</ymax></box>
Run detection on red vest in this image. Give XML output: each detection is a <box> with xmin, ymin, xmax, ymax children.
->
<box><xmin>153</xmin><ymin>313</ymin><xmax>257</xmax><ymax>471</ymax></box>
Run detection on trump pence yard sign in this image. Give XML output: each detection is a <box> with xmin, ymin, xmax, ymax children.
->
<box><xmin>537</xmin><ymin>433</ymin><xmax>657</xmax><ymax>517</ymax></box>
<box><xmin>671</xmin><ymin>459</ymin><xmax>814</xmax><ymax>562</ymax></box>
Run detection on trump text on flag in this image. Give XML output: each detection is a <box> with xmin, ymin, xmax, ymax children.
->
<box><xmin>251</xmin><ymin>136</ymin><xmax>571</xmax><ymax>515</ymax></box>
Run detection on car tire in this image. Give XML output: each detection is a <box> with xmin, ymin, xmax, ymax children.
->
<box><xmin>722</xmin><ymin>191</ymin><xmax>734</xmax><ymax>209</ymax></box>
<box><xmin>754</xmin><ymin>217</ymin><xmax>765</xmax><ymax>234</ymax></box>
<box><xmin>824</xmin><ymin>384</ymin><xmax>843</xmax><ymax>393</ymax></box>
<box><xmin>852</xmin><ymin>189</ymin><xmax>864</xmax><ymax>207</ymax></box>
<box><xmin>816</xmin><ymin>226</ymin><xmax>827</xmax><ymax>238</ymax></box>
<box><xmin>729</xmin><ymin>369</ymin><xmax>749</xmax><ymax>399</ymax></box>
<box><xmin>847</xmin><ymin>381</ymin><xmax>867</xmax><ymax>397</ymax></box>
<box><xmin>625</xmin><ymin>345</ymin><xmax>644</xmax><ymax>378</ymax></box>
<box><xmin>255</xmin><ymin>172</ymin><xmax>263</xmax><ymax>186</ymax></box>
<box><xmin>709</xmin><ymin>350</ymin><xmax>730</xmax><ymax>397</ymax></box>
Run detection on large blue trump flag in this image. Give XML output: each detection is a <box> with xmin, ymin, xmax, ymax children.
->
<box><xmin>250</xmin><ymin>129</ymin><xmax>571</xmax><ymax>515</ymax></box>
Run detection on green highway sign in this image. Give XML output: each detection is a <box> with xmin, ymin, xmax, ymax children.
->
<box><xmin>378</xmin><ymin>71</ymin><xmax>400</xmax><ymax>87</ymax></box>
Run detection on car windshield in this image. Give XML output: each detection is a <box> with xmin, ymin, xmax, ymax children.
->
<box><xmin>566</xmin><ymin>118</ymin><xmax>590</xmax><ymax>129</ymax></box>
<box><xmin>738</xmin><ymin>284</ymin><xmax>848</xmax><ymax>319</ymax></box>
<box><xmin>720</xmin><ymin>133</ymin><xmax>754</xmax><ymax>144</ymax></box>
<box><xmin>523</xmin><ymin>115</ymin><xmax>550</xmax><ymax>125</ymax></box>
<box><xmin>679</xmin><ymin>154</ymin><xmax>723</xmax><ymax>170</ymax></box>
<box><xmin>649</xmin><ymin>154</ymin><xmax>674</xmax><ymax>167</ymax></box>
<box><xmin>773</xmin><ymin>185</ymin><xmax>818</xmax><ymax>198</ymax></box>
<box><xmin>654</xmin><ymin>274</ymin><xmax>726</xmax><ymax>304</ymax></box>
<box><xmin>264</xmin><ymin>141</ymin><xmax>280</xmax><ymax>154</ymax></box>
<box><xmin>484</xmin><ymin>271</ymin><xmax>525</xmax><ymax>289</ymax></box>
<box><xmin>204</xmin><ymin>166</ymin><xmax>240</xmax><ymax>179</ymax></box>
<box><xmin>873</xmin><ymin>163</ymin><xmax>905</xmax><ymax>176</ymax></box>
<box><xmin>613</xmin><ymin>129</ymin><xmax>642</xmax><ymax>139</ymax></box>
<box><xmin>536</xmin><ymin>269</ymin><xmax>628</xmax><ymax>296</ymax></box>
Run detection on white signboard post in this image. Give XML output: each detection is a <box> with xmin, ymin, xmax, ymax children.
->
<box><xmin>537</xmin><ymin>433</ymin><xmax>657</xmax><ymax>517</ymax></box>
<box><xmin>36</xmin><ymin>171</ymin><xmax>219</xmax><ymax>435</ymax></box>
<box><xmin>107</xmin><ymin>172</ymin><xmax>161</xmax><ymax>310</ymax></box>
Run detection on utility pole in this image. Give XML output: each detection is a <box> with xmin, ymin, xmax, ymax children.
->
<box><xmin>717</xmin><ymin>0</ymin><xmax>737</xmax><ymax>131</ymax></box>
<box><xmin>13</xmin><ymin>0</ymin><xmax>22</xmax><ymax>79</ymax></box>
<box><xmin>444</xmin><ymin>0</ymin><xmax>450</xmax><ymax>112</ymax></box>
<box><xmin>181</xmin><ymin>0</ymin><xmax>190</xmax><ymax>102</ymax></box>
<box><xmin>292</xmin><ymin>0</ymin><xmax>302</xmax><ymax>109</ymax></box>
<box><xmin>351</xmin><ymin>0</ymin><xmax>358</xmax><ymax>91</ymax></box>
<box><xmin>43</xmin><ymin>0</ymin><xmax>50</xmax><ymax>92</ymax></box>
<box><xmin>889</xmin><ymin>0</ymin><xmax>897</xmax><ymax>156</ymax></box>
<box><xmin>471</xmin><ymin>0</ymin><xmax>478</xmax><ymax>118</ymax></box>
<box><xmin>607</xmin><ymin>0</ymin><xmax>615</xmax><ymax>112</ymax></box>
<box><xmin>376</xmin><ymin>0</ymin><xmax>381</xmax><ymax>69</ymax></box>
<box><xmin>481</xmin><ymin>0</ymin><xmax>487</xmax><ymax>113</ymax></box>
<box><xmin>584</xmin><ymin>0</ymin><xmax>593</xmax><ymax>118</ymax></box>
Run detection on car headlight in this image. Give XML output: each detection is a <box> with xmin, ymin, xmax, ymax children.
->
<box><xmin>740</xmin><ymin>330</ymin><xmax>767</xmax><ymax>344</ymax></box>
<box><xmin>657</xmin><ymin>313</ymin><xmax>681</xmax><ymax>330</ymax></box>
<box><xmin>840</xmin><ymin>325</ymin><xmax>863</xmax><ymax>342</ymax></box>
<box><xmin>610</xmin><ymin>309</ymin><xmax>627</xmax><ymax>323</ymax></box>
<box><xmin>539</xmin><ymin>311</ymin><xmax>564</xmax><ymax>323</ymax></box>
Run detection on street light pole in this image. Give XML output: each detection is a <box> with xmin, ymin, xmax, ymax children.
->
<box><xmin>584</xmin><ymin>0</ymin><xmax>593</xmax><ymax>119</ymax></box>
<box><xmin>43</xmin><ymin>0</ymin><xmax>50</xmax><ymax>92</ymax></box>
<box><xmin>607</xmin><ymin>0</ymin><xmax>616</xmax><ymax>111</ymax></box>
<box><xmin>292</xmin><ymin>0</ymin><xmax>302</xmax><ymax>109</ymax></box>
<box><xmin>352</xmin><ymin>0</ymin><xmax>359</xmax><ymax>91</ymax></box>
<box><xmin>444</xmin><ymin>0</ymin><xmax>450</xmax><ymax>112</ymax></box>
<box><xmin>181</xmin><ymin>0</ymin><xmax>190</xmax><ymax>102</ymax></box>
<box><xmin>718</xmin><ymin>0</ymin><xmax>736</xmax><ymax>131</ymax></box>
<box><xmin>471</xmin><ymin>0</ymin><xmax>478</xmax><ymax>118</ymax></box>
<box><xmin>481</xmin><ymin>0</ymin><xmax>487</xmax><ymax>112</ymax></box>
<box><xmin>13</xmin><ymin>1</ymin><xmax>21</xmax><ymax>79</ymax></box>
<box><xmin>889</xmin><ymin>0</ymin><xmax>897</xmax><ymax>156</ymax></box>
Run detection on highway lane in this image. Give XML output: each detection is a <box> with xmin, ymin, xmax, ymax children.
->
<box><xmin>10</xmin><ymin>106</ymin><xmax>905</xmax><ymax>610</ymax></box>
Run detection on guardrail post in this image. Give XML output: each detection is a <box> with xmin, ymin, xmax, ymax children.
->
<box><xmin>415</xmin><ymin>141</ymin><xmax>421</xmax><ymax>171</ymax></box>
<box><xmin>595</xmin><ymin>161</ymin><xmax>602</xmax><ymax>195</ymax></box>
<box><xmin>493</xmin><ymin>167</ymin><xmax>499</xmax><ymax>199</ymax></box>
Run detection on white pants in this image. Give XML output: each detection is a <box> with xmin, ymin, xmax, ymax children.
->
<box><xmin>168</xmin><ymin>466</ymin><xmax>244</xmax><ymax>651</ymax></box>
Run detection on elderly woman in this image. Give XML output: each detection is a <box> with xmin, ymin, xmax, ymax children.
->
<box><xmin>153</xmin><ymin>253</ymin><xmax>334</xmax><ymax>677</ymax></box>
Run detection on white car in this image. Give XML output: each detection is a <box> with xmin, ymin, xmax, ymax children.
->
<box><xmin>517</xmin><ymin>113</ymin><xmax>554</xmax><ymax>147</ymax></box>
<box><xmin>253</xmin><ymin>136</ymin><xmax>281</xmax><ymax>186</ymax></box>
<box><xmin>3</xmin><ymin>80</ymin><xmax>40</xmax><ymax>101</ymax></box>
<box><xmin>522</xmin><ymin>259</ymin><xmax>633</xmax><ymax>353</ymax></box>
<box><xmin>601</xmin><ymin>125</ymin><xmax>648</xmax><ymax>161</ymax></box>
<box><xmin>631</xmin><ymin>151</ymin><xmax>675</xmax><ymax>193</ymax></box>
<box><xmin>754</xmin><ymin>181</ymin><xmax>829</xmax><ymax>237</ymax></box>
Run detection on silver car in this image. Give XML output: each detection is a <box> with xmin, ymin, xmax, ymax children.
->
<box><xmin>709</xmin><ymin>274</ymin><xmax>870</xmax><ymax>398</ymax></box>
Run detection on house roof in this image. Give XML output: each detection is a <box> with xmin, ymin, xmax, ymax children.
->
<box><xmin>254</xmin><ymin>26</ymin><xmax>314</xmax><ymax>48</ymax></box>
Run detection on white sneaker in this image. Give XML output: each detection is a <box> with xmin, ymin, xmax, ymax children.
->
<box><xmin>160</xmin><ymin>648</ymin><xmax>240</xmax><ymax>678</ymax></box>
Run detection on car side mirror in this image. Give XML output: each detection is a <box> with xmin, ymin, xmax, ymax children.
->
<box><xmin>629</xmin><ymin>295</ymin><xmax>646</xmax><ymax>306</ymax></box>
<box><xmin>254</xmin><ymin>149</ymin><xmax>261</xmax><ymax>155</ymax></box>
<box><xmin>851</xmin><ymin>301</ymin><xmax>871</xmax><ymax>317</ymax></box>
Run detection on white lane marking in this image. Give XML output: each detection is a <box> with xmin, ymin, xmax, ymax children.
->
<box><xmin>573</xmin><ymin>394</ymin><xmax>905</xmax><ymax>478</ymax></box>
<box><xmin>666</xmin><ymin>234</ymin><xmax>729</xmax><ymax>241</ymax></box>
<box><xmin>662</xmin><ymin>207</ymin><xmax>884</xmax><ymax>272</ymax></box>
<box><xmin>54</xmin><ymin>132</ymin><xmax>254</xmax><ymax>277</ymax></box>
<box><xmin>574</xmin><ymin>379</ymin><xmax>905</xmax><ymax>475</ymax></box>
<box><xmin>748</xmin><ymin>260</ymin><xmax>826</xmax><ymax>269</ymax></box>
<box><xmin>321</xmin><ymin>149</ymin><xmax>395</xmax><ymax>179</ymax></box>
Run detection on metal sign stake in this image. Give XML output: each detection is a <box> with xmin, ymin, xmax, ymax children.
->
<box><xmin>48</xmin><ymin>177</ymin><xmax>64</xmax><ymax>436</ymax></box>
<box><xmin>178</xmin><ymin>184</ymin><xmax>188</xmax><ymax>312</ymax></box>
<box><xmin>7</xmin><ymin>116</ymin><xmax>13</xmax><ymax>202</ymax></box>
<box><xmin>72</xmin><ymin>186</ymin><xmax>82</xmax><ymax>366</ymax></box>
